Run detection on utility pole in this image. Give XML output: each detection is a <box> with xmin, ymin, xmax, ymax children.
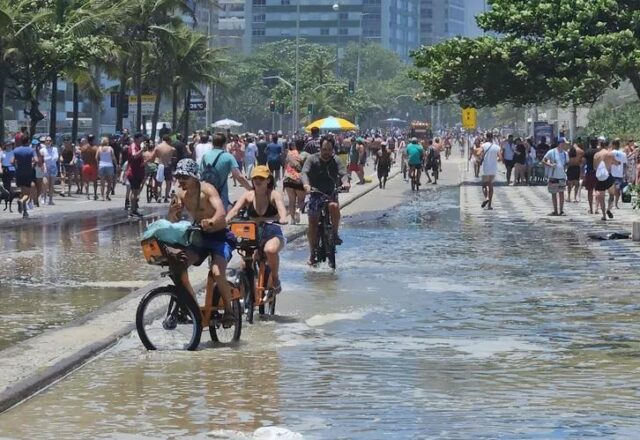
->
<box><xmin>294</xmin><ymin>0</ymin><xmax>300</xmax><ymax>134</ymax></box>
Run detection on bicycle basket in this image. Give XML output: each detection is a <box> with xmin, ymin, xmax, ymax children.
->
<box><xmin>229</xmin><ymin>221</ymin><xmax>259</xmax><ymax>247</ymax></box>
<box><xmin>141</xmin><ymin>238</ymin><xmax>169</xmax><ymax>265</ymax></box>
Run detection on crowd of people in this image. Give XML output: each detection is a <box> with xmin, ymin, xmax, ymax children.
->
<box><xmin>469</xmin><ymin>132</ymin><xmax>638</xmax><ymax>221</ymax></box>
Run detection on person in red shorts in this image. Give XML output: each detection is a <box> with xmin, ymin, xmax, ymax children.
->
<box><xmin>126</xmin><ymin>133</ymin><xmax>146</xmax><ymax>217</ymax></box>
<box><xmin>80</xmin><ymin>137</ymin><xmax>98</xmax><ymax>200</ymax></box>
<box><xmin>347</xmin><ymin>137</ymin><xmax>365</xmax><ymax>184</ymax></box>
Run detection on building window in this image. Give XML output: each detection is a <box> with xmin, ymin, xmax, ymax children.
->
<box><xmin>252</xmin><ymin>0</ymin><xmax>265</xmax><ymax>5</ymax></box>
<box><xmin>339</xmin><ymin>28</ymin><xmax>348</xmax><ymax>36</ymax></box>
<box><xmin>339</xmin><ymin>12</ymin><xmax>348</xmax><ymax>20</ymax></box>
<box><xmin>252</xmin><ymin>28</ymin><xmax>265</xmax><ymax>36</ymax></box>
<box><xmin>253</xmin><ymin>14</ymin><xmax>265</xmax><ymax>23</ymax></box>
<box><xmin>281</xmin><ymin>0</ymin><xmax>290</xmax><ymax>4</ymax></box>
<box><xmin>424</xmin><ymin>8</ymin><xmax>432</xmax><ymax>18</ymax></box>
<box><xmin>320</xmin><ymin>28</ymin><xmax>330</xmax><ymax>35</ymax></box>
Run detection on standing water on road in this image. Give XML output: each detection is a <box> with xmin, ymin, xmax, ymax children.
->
<box><xmin>0</xmin><ymin>211</ymin><xmax>164</xmax><ymax>350</ymax></box>
<box><xmin>1</xmin><ymin>188</ymin><xmax>640</xmax><ymax>439</ymax></box>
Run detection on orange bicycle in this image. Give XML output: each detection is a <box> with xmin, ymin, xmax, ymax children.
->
<box><xmin>136</xmin><ymin>228</ymin><xmax>243</xmax><ymax>350</ymax></box>
<box><xmin>229</xmin><ymin>221</ymin><xmax>280</xmax><ymax>324</ymax></box>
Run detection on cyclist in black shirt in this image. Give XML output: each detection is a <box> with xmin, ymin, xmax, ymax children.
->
<box><xmin>301</xmin><ymin>136</ymin><xmax>350</xmax><ymax>265</ymax></box>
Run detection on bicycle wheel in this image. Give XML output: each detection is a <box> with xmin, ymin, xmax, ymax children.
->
<box><xmin>238</xmin><ymin>271</ymin><xmax>254</xmax><ymax>324</ymax></box>
<box><xmin>136</xmin><ymin>285</ymin><xmax>202</xmax><ymax>351</ymax></box>
<box><xmin>316</xmin><ymin>218</ymin><xmax>327</xmax><ymax>263</ymax></box>
<box><xmin>324</xmin><ymin>220</ymin><xmax>336</xmax><ymax>270</ymax></box>
<box><xmin>209</xmin><ymin>287</ymin><xmax>242</xmax><ymax>344</ymax></box>
<box><xmin>264</xmin><ymin>289</ymin><xmax>276</xmax><ymax>316</ymax></box>
<box><xmin>258</xmin><ymin>265</ymin><xmax>271</xmax><ymax>315</ymax></box>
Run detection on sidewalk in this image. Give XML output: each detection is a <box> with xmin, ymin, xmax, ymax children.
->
<box><xmin>460</xmin><ymin>162</ymin><xmax>640</xmax><ymax>260</ymax></box>
<box><xmin>0</xmin><ymin>162</ymin><xmax>380</xmax><ymax>227</ymax></box>
<box><xmin>0</xmin><ymin>162</ymin><xmax>394</xmax><ymax>414</ymax></box>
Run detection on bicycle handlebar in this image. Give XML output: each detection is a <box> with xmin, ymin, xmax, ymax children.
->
<box><xmin>308</xmin><ymin>187</ymin><xmax>348</xmax><ymax>197</ymax></box>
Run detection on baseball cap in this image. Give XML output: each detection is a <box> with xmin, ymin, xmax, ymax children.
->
<box><xmin>557</xmin><ymin>136</ymin><xmax>567</xmax><ymax>144</ymax></box>
<box><xmin>251</xmin><ymin>165</ymin><xmax>271</xmax><ymax>180</ymax></box>
<box><xmin>31</xmin><ymin>139</ymin><xmax>40</xmax><ymax>145</ymax></box>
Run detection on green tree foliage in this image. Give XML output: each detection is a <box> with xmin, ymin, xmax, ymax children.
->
<box><xmin>217</xmin><ymin>40</ymin><xmax>425</xmax><ymax>130</ymax></box>
<box><xmin>587</xmin><ymin>103</ymin><xmax>640</xmax><ymax>140</ymax></box>
<box><xmin>412</xmin><ymin>0</ymin><xmax>640</xmax><ymax>108</ymax></box>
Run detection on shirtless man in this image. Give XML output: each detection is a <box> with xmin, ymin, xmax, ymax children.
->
<box><xmin>594</xmin><ymin>141</ymin><xmax>620</xmax><ymax>221</ymax></box>
<box><xmin>80</xmin><ymin>137</ymin><xmax>99</xmax><ymax>200</ymax></box>
<box><xmin>566</xmin><ymin>141</ymin><xmax>584</xmax><ymax>202</ymax></box>
<box><xmin>149</xmin><ymin>135</ymin><xmax>176</xmax><ymax>202</ymax></box>
<box><xmin>167</xmin><ymin>158</ymin><xmax>235</xmax><ymax>324</ymax></box>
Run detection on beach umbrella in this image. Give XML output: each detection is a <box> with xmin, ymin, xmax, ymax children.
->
<box><xmin>305</xmin><ymin>116</ymin><xmax>357</xmax><ymax>132</ymax></box>
<box><xmin>212</xmin><ymin>118</ymin><xmax>243</xmax><ymax>129</ymax></box>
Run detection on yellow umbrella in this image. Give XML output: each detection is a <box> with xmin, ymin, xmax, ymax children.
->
<box><xmin>305</xmin><ymin>116</ymin><xmax>357</xmax><ymax>132</ymax></box>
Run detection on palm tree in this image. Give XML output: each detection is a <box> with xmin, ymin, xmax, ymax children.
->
<box><xmin>44</xmin><ymin>0</ymin><xmax>107</xmax><ymax>139</ymax></box>
<box><xmin>170</xmin><ymin>26</ymin><xmax>225</xmax><ymax>139</ymax></box>
<box><xmin>0</xmin><ymin>0</ymin><xmax>43</xmax><ymax>140</ymax></box>
<box><xmin>115</xmin><ymin>0</ymin><xmax>201</xmax><ymax>133</ymax></box>
<box><xmin>303</xmin><ymin>89</ymin><xmax>342</xmax><ymax>123</ymax></box>
<box><xmin>62</xmin><ymin>64</ymin><xmax>101</xmax><ymax>142</ymax></box>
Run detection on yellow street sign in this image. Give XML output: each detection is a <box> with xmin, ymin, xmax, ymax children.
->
<box><xmin>462</xmin><ymin>107</ymin><xmax>477</xmax><ymax>129</ymax></box>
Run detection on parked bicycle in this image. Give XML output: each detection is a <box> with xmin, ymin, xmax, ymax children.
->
<box><xmin>146</xmin><ymin>174</ymin><xmax>161</xmax><ymax>203</ymax></box>
<box><xmin>136</xmin><ymin>227</ymin><xmax>243</xmax><ymax>351</ymax></box>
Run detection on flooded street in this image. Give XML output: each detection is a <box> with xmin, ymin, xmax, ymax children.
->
<box><xmin>0</xmin><ymin>210</ymin><xmax>164</xmax><ymax>350</ymax></box>
<box><xmin>2</xmin><ymin>185</ymin><xmax>640</xmax><ymax>439</ymax></box>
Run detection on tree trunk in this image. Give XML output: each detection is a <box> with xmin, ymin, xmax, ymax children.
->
<box><xmin>150</xmin><ymin>80</ymin><xmax>162</xmax><ymax>142</ymax></box>
<box><xmin>0</xmin><ymin>74</ymin><xmax>5</xmax><ymax>143</ymax></box>
<box><xmin>136</xmin><ymin>51</ymin><xmax>143</xmax><ymax>133</ymax></box>
<box><xmin>29</xmin><ymin>99</ymin><xmax>39</xmax><ymax>138</ymax></box>
<box><xmin>182</xmin><ymin>89</ymin><xmax>191</xmax><ymax>140</ymax></box>
<box><xmin>72</xmin><ymin>82</ymin><xmax>79</xmax><ymax>143</ymax></box>
<box><xmin>628</xmin><ymin>69</ymin><xmax>640</xmax><ymax>101</ymax></box>
<box><xmin>49</xmin><ymin>73</ymin><xmax>58</xmax><ymax>139</ymax></box>
<box><xmin>115</xmin><ymin>60</ymin><xmax>127</xmax><ymax>133</ymax></box>
<box><xmin>172</xmin><ymin>83</ymin><xmax>178</xmax><ymax>131</ymax></box>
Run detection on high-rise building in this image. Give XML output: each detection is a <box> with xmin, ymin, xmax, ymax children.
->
<box><xmin>244</xmin><ymin>0</ymin><xmax>420</xmax><ymax>62</ymax></box>
<box><xmin>420</xmin><ymin>0</ymin><xmax>465</xmax><ymax>45</ymax></box>
<box><xmin>217</xmin><ymin>0</ymin><xmax>246</xmax><ymax>51</ymax></box>
<box><xmin>419</xmin><ymin>0</ymin><xmax>488</xmax><ymax>46</ymax></box>
<box><xmin>465</xmin><ymin>0</ymin><xmax>487</xmax><ymax>38</ymax></box>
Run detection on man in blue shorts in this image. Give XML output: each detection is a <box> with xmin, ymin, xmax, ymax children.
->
<box><xmin>168</xmin><ymin>159</ymin><xmax>236</xmax><ymax>325</ymax></box>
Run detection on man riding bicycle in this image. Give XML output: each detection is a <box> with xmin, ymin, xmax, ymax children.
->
<box><xmin>406</xmin><ymin>137</ymin><xmax>424</xmax><ymax>187</ymax></box>
<box><xmin>301</xmin><ymin>135</ymin><xmax>350</xmax><ymax>266</ymax></box>
<box><xmin>167</xmin><ymin>159</ymin><xmax>236</xmax><ymax>326</ymax></box>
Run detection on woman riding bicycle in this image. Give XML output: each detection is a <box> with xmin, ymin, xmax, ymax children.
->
<box><xmin>226</xmin><ymin>165</ymin><xmax>288</xmax><ymax>294</ymax></box>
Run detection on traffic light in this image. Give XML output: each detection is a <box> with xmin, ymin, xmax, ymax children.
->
<box><xmin>279</xmin><ymin>103</ymin><xmax>285</xmax><ymax>114</ymax></box>
<box><xmin>269</xmin><ymin>100</ymin><xmax>275</xmax><ymax>112</ymax></box>
<box><xmin>307</xmin><ymin>103</ymin><xmax>313</xmax><ymax>114</ymax></box>
<box><xmin>348</xmin><ymin>80</ymin><xmax>355</xmax><ymax>94</ymax></box>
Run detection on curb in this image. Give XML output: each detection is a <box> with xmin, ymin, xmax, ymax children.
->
<box><xmin>0</xmin><ymin>170</ymin><xmax>395</xmax><ymax>414</ymax></box>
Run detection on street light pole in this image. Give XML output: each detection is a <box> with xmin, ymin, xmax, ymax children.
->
<box><xmin>356</xmin><ymin>12</ymin><xmax>366</xmax><ymax>87</ymax></box>
<box><xmin>333</xmin><ymin>3</ymin><xmax>340</xmax><ymax>77</ymax></box>
<box><xmin>205</xmin><ymin>7</ymin><xmax>213</xmax><ymax>129</ymax></box>
<box><xmin>294</xmin><ymin>0</ymin><xmax>300</xmax><ymax>134</ymax></box>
